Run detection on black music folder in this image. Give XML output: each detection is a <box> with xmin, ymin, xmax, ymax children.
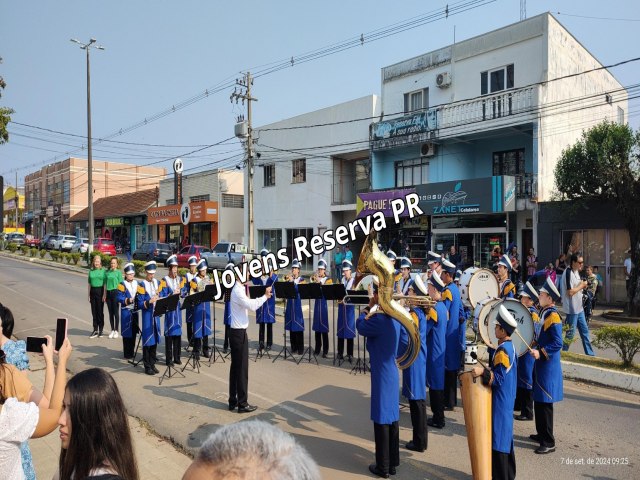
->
<box><xmin>274</xmin><ymin>281</ymin><xmax>298</xmax><ymax>300</ymax></box>
<box><xmin>321</xmin><ymin>283</ymin><xmax>346</xmax><ymax>301</ymax></box>
<box><xmin>154</xmin><ymin>294</ymin><xmax>180</xmax><ymax>316</ymax></box>
<box><xmin>297</xmin><ymin>283</ymin><xmax>322</xmax><ymax>300</ymax></box>
<box><xmin>249</xmin><ymin>285</ymin><xmax>267</xmax><ymax>299</ymax></box>
<box><xmin>182</xmin><ymin>291</ymin><xmax>205</xmax><ymax>310</ymax></box>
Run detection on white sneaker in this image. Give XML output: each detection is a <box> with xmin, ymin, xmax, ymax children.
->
<box><xmin>108</xmin><ymin>331</ymin><xmax>115</xmax><ymax>339</ymax></box>
<box><xmin>114</xmin><ymin>331</ymin><xmax>119</xmax><ymax>339</ymax></box>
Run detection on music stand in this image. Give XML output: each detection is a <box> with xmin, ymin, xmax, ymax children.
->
<box><xmin>249</xmin><ymin>285</ymin><xmax>269</xmax><ymax>360</ymax></box>
<box><xmin>181</xmin><ymin>291</ymin><xmax>206</xmax><ymax>374</ymax></box>
<box><xmin>154</xmin><ymin>295</ymin><xmax>184</xmax><ymax>385</ymax></box>
<box><xmin>296</xmin><ymin>283</ymin><xmax>322</xmax><ymax>365</ymax></box>
<box><xmin>350</xmin><ymin>305</ymin><xmax>368</xmax><ymax>375</ymax></box>
<box><xmin>127</xmin><ymin>312</ymin><xmax>143</xmax><ymax>368</ymax></box>
<box><xmin>321</xmin><ymin>283</ymin><xmax>346</xmax><ymax>365</ymax></box>
<box><xmin>272</xmin><ymin>281</ymin><xmax>297</xmax><ymax>363</ymax></box>
<box><xmin>203</xmin><ymin>284</ymin><xmax>226</xmax><ymax>365</ymax></box>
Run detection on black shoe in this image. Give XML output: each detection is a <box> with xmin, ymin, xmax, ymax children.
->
<box><xmin>266</xmin><ymin>344</ymin><xmax>272</xmax><ymax>351</ymax></box>
<box><xmin>98</xmin><ymin>330</ymin><xmax>104</xmax><ymax>338</ymax></box>
<box><xmin>405</xmin><ymin>441</ymin><xmax>425</xmax><ymax>452</ymax></box>
<box><xmin>237</xmin><ymin>404</ymin><xmax>257</xmax><ymax>413</ymax></box>
<box><xmin>389</xmin><ymin>466</ymin><xmax>396</xmax><ymax>476</ymax></box>
<box><xmin>223</xmin><ymin>347</ymin><xmax>228</xmax><ymax>354</ymax></box>
<box><xmin>314</xmin><ymin>350</ymin><xmax>321</xmax><ymax>356</ymax></box>
<box><xmin>347</xmin><ymin>355</ymin><xmax>353</xmax><ymax>363</ymax></box>
<box><xmin>444</xmin><ymin>406</ymin><xmax>454</xmax><ymax>411</ymax></box>
<box><xmin>515</xmin><ymin>414</ymin><xmax>533</xmax><ymax>421</ymax></box>
<box><xmin>203</xmin><ymin>349</ymin><xmax>211</xmax><ymax>358</ymax></box>
<box><xmin>337</xmin><ymin>353</ymin><xmax>344</xmax><ymax>360</ymax></box>
<box><xmin>427</xmin><ymin>418</ymin><xmax>445</xmax><ymax>429</ymax></box>
<box><xmin>322</xmin><ymin>353</ymin><xmax>328</xmax><ymax>358</ymax></box>
<box><xmin>368</xmin><ymin>464</ymin><xmax>389</xmax><ymax>478</ymax></box>
<box><xmin>152</xmin><ymin>366</ymin><xmax>159</xmax><ymax>374</ymax></box>
<box><xmin>529</xmin><ymin>434</ymin><xmax>541</xmax><ymax>442</ymax></box>
<box><xmin>259</xmin><ymin>342</ymin><xmax>265</xmax><ymax>350</ymax></box>
<box><xmin>89</xmin><ymin>330</ymin><xmax>99</xmax><ymax>339</ymax></box>
<box><xmin>535</xmin><ymin>445</ymin><xmax>556</xmax><ymax>454</ymax></box>
<box><xmin>165</xmin><ymin>361</ymin><xmax>173</xmax><ymax>367</ymax></box>
<box><xmin>174</xmin><ymin>359</ymin><xmax>182</xmax><ymax>365</ymax></box>
<box><xmin>228</xmin><ymin>403</ymin><xmax>237</xmax><ymax>411</ymax></box>
<box><xmin>145</xmin><ymin>368</ymin><xmax>155</xmax><ymax>376</ymax></box>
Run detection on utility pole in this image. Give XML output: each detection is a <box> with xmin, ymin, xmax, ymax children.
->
<box><xmin>520</xmin><ymin>0</ymin><xmax>526</xmax><ymax>21</ymax></box>
<box><xmin>231</xmin><ymin>72</ymin><xmax>257</xmax><ymax>252</ymax></box>
<box><xmin>71</xmin><ymin>38</ymin><xmax>104</xmax><ymax>252</ymax></box>
<box><xmin>15</xmin><ymin>171</ymin><xmax>18</xmax><ymax>230</ymax></box>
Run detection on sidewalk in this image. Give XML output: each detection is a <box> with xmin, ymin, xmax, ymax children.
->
<box><xmin>25</xmin><ymin>355</ymin><xmax>192</xmax><ymax>480</ymax></box>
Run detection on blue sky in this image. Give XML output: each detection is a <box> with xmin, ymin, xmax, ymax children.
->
<box><xmin>1</xmin><ymin>0</ymin><xmax>639</xmax><ymax>184</ymax></box>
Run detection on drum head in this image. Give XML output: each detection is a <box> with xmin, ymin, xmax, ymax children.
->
<box><xmin>354</xmin><ymin>274</ymin><xmax>376</xmax><ymax>292</ymax></box>
<box><xmin>467</xmin><ymin>269</ymin><xmax>499</xmax><ymax>308</ymax></box>
<box><xmin>487</xmin><ymin>299</ymin><xmax>534</xmax><ymax>357</ymax></box>
<box><xmin>458</xmin><ymin>267</ymin><xmax>478</xmax><ymax>308</ymax></box>
<box><xmin>475</xmin><ymin>298</ymin><xmax>500</xmax><ymax>350</ymax></box>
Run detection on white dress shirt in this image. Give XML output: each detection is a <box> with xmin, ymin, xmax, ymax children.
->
<box><xmin>230</xmin><ymin>282</ymin><xmax>268</xmax><ymax>329</ymax></box>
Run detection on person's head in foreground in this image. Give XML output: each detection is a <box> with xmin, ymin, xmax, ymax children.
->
<box><xmin>182</xmin><ymin>420</ymin><xmax>321</xmax><ymax>480</ymax></box>
<box><xmin>57</xmin><ymin>368</ymin><xmax>139</xmax><ymax>480</ymax></box>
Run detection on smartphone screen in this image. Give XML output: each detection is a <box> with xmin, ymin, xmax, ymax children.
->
<box><xmin>26</xmin><ymin>336</ymin><xmax>47</xmax><ymax>353</ymax></box>
<box><xmin>55</xmin><ymin>318</ymin><xmax>68</xmax><ymax>352</ymax></box>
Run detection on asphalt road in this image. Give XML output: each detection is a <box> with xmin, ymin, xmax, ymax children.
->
<box><xmin>1</xmin><ymin>254</ymin><xmax>638</xmax><ymax>480</ymax></box>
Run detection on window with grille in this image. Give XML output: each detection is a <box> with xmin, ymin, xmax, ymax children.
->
<box><xmin>404</xmin><ymin>88</ymin><xmax>429</xmax><ymax>114</ymax></box>
<box><xmin>492</xmin><ymin>149</ymin><xmax>525</xmax><ymax>176</ymax></box>
<box><xmin>292</xmin><ymin>159</ymin><xmax>306</xmax><ymax>184</ymax></box>
<box><xmin>395</xmin><ymin>158</ymin><xmax>429</xmax><ymax>187</ymax></box>
<box><xmin>481</xmin><ymin>64</ymin><xmax>514</xmax><ymax>95</ymax></box>
<box><xmin>166</xmin><ymin>199</ymin><xmax>176</xmax><ymax>205</ymax></box>
<box><xmin>222</xmin><ymin>193</ymin><xmax>244</xmax><ymax>208</ymax></box>
<box><xmin>263</xmin><ymin>164</ymin><xmax>275</xmax><ymax>187</ymax></box>
<box><xmin>189</xmin><ymin>194</ymin><xmax>210</xmax><ymax>202</ymax></box>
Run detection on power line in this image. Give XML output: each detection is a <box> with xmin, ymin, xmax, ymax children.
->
<box><xmin>555</xmin><ymin>12</ymin><xmax>640</xmax><ymax>22</ymax></box>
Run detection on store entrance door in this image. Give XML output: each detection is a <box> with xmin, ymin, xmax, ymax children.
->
<box><xmin>432</xmin><ymin>229</ymin><xmax>506</xmax><ymax>271</ymax></box>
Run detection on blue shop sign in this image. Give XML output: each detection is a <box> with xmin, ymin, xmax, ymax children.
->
<box><xmin>371</xmin><ymin>110</ymin><xmax>438</xmax><ymax>150</ymax></box>
<box><xmin>415</xmin><ymin>176</ymin><xmax>516</xmax><ymax>215</ymax></box>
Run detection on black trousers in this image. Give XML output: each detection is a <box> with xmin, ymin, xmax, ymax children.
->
<box><xmin>229</xmin><ymin>328</ymin><xmax>250</xmax><ymax>408</ymax></box>
<box><xmin>373</xmin><ymin>421</ymin><xmax>400</xmax><ymax>474</ymax></box>
<box><xmin>492</xmin><ymin>448</ymin><xmax>516</xmax><ymax>480</ymax></box>
<box><xmin>534</xmin><ymin>402</ymin><xmax>555</xmax><ymax>447</ymax></box>
<box><xmin>429</xmin><ymin>388</ymin><xmax>445</xmax><ymax>425</ymax></box>
<box><xmin>444</xmin><ymin>369</ymin><xmax>459</xmax><ymax>408</ymax></box>
<box><xmin>142</xmin><ymin>344</ymin><xmax>157</xmax><ymax>370</ymax></box>
<box><xmin>106</xmin><ymin>289</ymin><xmax>120</xmax><ymax>331</ymax></box>
<box><xmin>165</xmin><ymin>335</ymin><xmax>181</xmax><ymax>364</ymax></box>
<box><xmin>314</xmin><ymin>332</ymin><xmax>329</xmax><ymax>355</ymax></box>
<box><xmin>186</xmin><ymin>321</ymin><xmax>193</xmax><ymax>345</ymax></box>
<box><xmin>193</xmin><ymin>336</ymin><xmax>209</xmax><ymax>357</ymax></box>
<box><xmin>290</xmin><ymin>331</ymin><xmax>304</xmax><ymax>353</ymax></box>
<box><xmin>258</xmin><ymin>322</ymin><xmax>273</xmax><ymax>347</ymax></box>
<box><xmin>516</xmin><ymin>388</ymin><xmax>533</xmax><ymax>419</ymax></box>
<box><xmin>122</xmin><ymin>335</ymin><xmax>136</xmax><ymax>359</ymax></box>
<box><xmin>223</xmin><ymin>324</ymin><xmax>230</xmax><ymax>350</ymax></box>
<box><xmin>409</xmin><ymin>399</ymin><xmax>428</xmax><ymax>450</ymax></box>
<box><xmin>89</xmin><ymin>287</ymin><xmax>105</xmax><ymax>332</ymax></box>
<box><xmin>337</xmin><ymin>338</ymin><xmax>354</xmax><ymax>357</ymax></box>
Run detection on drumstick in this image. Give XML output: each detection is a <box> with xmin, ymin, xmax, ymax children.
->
<box><xmin>512</xmin><ymin>328</ymin><xmax>534</xmax><ymax>353</ymax></box>
<box><xmin>470</xmin><ymin>352</ymin><xmax>488</xmax><ymax>371</ymax></box>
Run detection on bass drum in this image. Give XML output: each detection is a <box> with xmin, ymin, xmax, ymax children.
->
<box><xmin>481</xmin><ymin>298</ymin><xmax>535</xmax><ymax>357</ymax></box>
<box><xmin>459</xmin><ymin>267</ymin><xmax>499</xmax><ymax>309</ymax></box>
<box><xmin>475</xmin><ymin>298</ymin><xmax>501</xmax><ymax>350</ymax></box>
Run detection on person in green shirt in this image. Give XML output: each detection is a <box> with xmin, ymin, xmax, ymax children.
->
<box><xmin>88</xmin><ymin>255</ymin><xmax>107</xmax><ymax>338</ymax></box>
<box><xmin>105</xmin><ymin>257</ymin><xmax>124</xmax><ymax>339</ymax></box>
<box><xmin>334</xmin><ymin>247</ymin><xmax>344</xmax><ymax>282</ymax></box>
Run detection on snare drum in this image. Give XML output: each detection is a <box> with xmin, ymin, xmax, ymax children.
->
<box><xmin>475</xmin><ymin>298</ymin><xmax>501</xmax><ymax>349</ymax></box>
<box><xmin>459</xmin><ymin>267</ymin><xmax>499</xmax><ymax>309</ymax></box>
<box><xmin>481</xmin><ymin>298</ymin><xmax>534</xmax><ymax>357</ymax></box>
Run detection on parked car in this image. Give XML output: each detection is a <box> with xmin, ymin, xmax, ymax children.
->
<box><xmin>70</xmin><ymin>238</ymin><xmax>89</xmax><ymax>254</ymax></box>
<box><xmin>39</xmin><ymin>234</ymin><xmax>53</xmax><ymax>250</ymax></box>
<box><xmin>6</xmin><ymin>233</ymin><xmax>26</xmax><ymax>246</ymax></box>
<box><xmin>132</xmin><ymin>242</ymin><xmax>172</xmax><ymax>264</ymax></box>
<box><xmin>200</xmin><ymin>242</ymin><xmax>252</xmax><ymax>270</ymax></box>
<box><xmin>45</xmin><ymin>234</ymin><xmax>62</xmax><ymax>250</ymax></box>
<box><xmin>57</xmin><ymin>235</ymin><xmax>77</xmax><ymax>252</ymax></box>
<box><xmin>176</xmin><ymin>244</ymin><xmax>212</xmax><ymax>268</ymax></box>
<box><xmin>24</xmin><ymin>235</ymin><xmax>41</xmax><ymax>248</ymax></box>
<box><xmin>93</xmin><ymin>238</ymin><xmax>117</xmax><ymax>256</ymax></box>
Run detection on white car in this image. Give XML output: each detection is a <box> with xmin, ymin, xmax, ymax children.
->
<box><xmin>70</xmin><ymin>237</ymin><xmax>89</xmax><ymax>254</ymax></box>
<box><xmin>58</xmin><ymin>235</ymin><xmax>77</xmax><ymax>252</ymax></box>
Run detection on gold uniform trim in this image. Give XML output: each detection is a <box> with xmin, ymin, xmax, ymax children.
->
<box><xmin>543</xmin><ymin>312</ymin><xmax>561</xmax><ymax>331</ymax></box>
<box><xmin>493</xmin><ymin>350</ymin><xmax>511</xmax><ymax>370</ymax></box>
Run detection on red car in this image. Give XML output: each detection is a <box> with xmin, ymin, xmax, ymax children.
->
<box><xmin>93</xmin><ymin>238</ymin><xmax>117</xmax><ymax>256</ymax></box>
<box><xmin>25</xmin><ymin>235</ymin><xmax>41</xmax><ymax>247</ymax></box>
<box><xmin>176</xmin><ymin>244</ymin><xmax>211</xmax><ymax>268</ymax></box>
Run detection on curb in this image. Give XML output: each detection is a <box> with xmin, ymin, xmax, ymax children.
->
<box><xmin>562</xmin><ymin>360</ymin><xmax>640</xmax><ymax>393</ymax></box>
<box><xmin>0</xmin><ymin>250</ymin><xmax>89</xmax><ymax>275</ymax></box>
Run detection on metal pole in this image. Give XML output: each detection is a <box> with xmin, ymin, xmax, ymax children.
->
<box><xmin>246</xmin><ymin>72</ymin><xmax>254</xmax><ymax>252</ymax></box>
<box><xmin>86</xmin><ymin>46</ymin><xmax>94</xmax><ymax>253</ymax></box>
<box><xmin>15</xmin><ymin>171</ymin><xmax>18</xmax><ymax>230</ymax></box>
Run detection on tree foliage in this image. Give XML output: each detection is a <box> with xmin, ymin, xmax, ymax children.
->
<box><xmin>0</xmin><ymin>56</ymin><xmax>15</xmax><ymax>145</ymax></box>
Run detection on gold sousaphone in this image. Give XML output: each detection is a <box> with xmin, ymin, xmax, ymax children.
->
<box><xmin>356</xmin><ymin>231</ymin><xmax>421</xmax><ymax>369</ymax></box>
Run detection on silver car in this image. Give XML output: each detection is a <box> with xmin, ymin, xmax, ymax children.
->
<box><xmin>70</xmin><ymin>237</ymin><xmax>89</xmax><ymax>254</ymax></box>
<box><xmin>58</xmin><ymin>235</ymin><xmax>77</xmax><ymax>252</ymax></box>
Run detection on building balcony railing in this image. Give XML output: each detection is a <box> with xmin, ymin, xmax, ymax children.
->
<box><xmin>515</xmin><ymin>173</ymin><xmax>537</xmax><ymax>200</ymax></box>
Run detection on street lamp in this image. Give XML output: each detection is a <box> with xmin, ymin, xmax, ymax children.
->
<box><xmin>70</xmin><ymin>38</ymin><xmax>104</xmax><ymax>252</ymax></box>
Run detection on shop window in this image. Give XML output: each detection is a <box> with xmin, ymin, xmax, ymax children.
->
<box><xmin>166</xmin><ymin>198</ymin><xmax>176</xmax><ymax>205</ymax></box>
<box><xmin>264</xmin><ymin>164</ymin><xmax>275</xmax><ymax>187</ymax></box>
<box><xmin>292</xmin><ymin>159</ymin><xmax>306</xmax><ymax>184</ymax></box>
<box><xmin>395</xmin><ymin>158</ymin><xmax>429</xmax><ymax>187</ymax></box>
<box><xmin>492</xmin><ymin>149</ymin><xmax>525</xmax><ymax>176</ymax></box>
<box><xmin>190</xmin><ymin>222</ymin><xmax>212</xmax><ymax>248</ymax></box>
<box><xmin>481</xmin><ymin>64</ymin><xmax>514</xmax><ymax>95</ymax></box>
<box><xmin>286</xmin><ymin>228</ymin><xmax>313</xmax><ymax>270</ymax></box>
<box><xmin>222</xmin><ymin>193</ymin><xmax>244</xmax><ymax>208</ymax></box>
<box><xmin>403</xmin><ymin>88</ymin><xmax>429</xmax><ymax>114</ymax></box>
<box><xmin>190</xmin><ymin>194</ymin><xmax>210</xmax><ymax>202</ymax></box>
<box><xmin>258</xmin><ymin>229</ymin><xmax>282</xmax><ymax>254</ymax></box>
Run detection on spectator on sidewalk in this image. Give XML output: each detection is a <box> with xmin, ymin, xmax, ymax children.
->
<box><xmin>182</xmin><ymin>420</ymin><xmax>320</xmax><ymax>480</ymax></box>
<box><xmin>584</xmin><ymin>266</ymin><xmax>598</xmax><ymax>321</ymax></box>
<box><xmin>526</xmin><ymin>248</ymin><xmax>538</xmax><ymax>278</ymax></box>
<box><xmin>0</xmin><ymin>337</ymin><xmax>72</xmax><ymax>480</ymax></box>
<box><xmin>555</xmin><ymin>254</ymin><xmax>567</xmax><ymax>285</ymax></box>
<box><xmin>88</xmin><ymin>254</ymin><xmax>106</xmax><ymax>339</ymax></box>
<box><xmin>55</xmin><ymin>368</ymin><xmax>139</xmax><ymax>480</ymax></box>
<box><xmin>561</xmin><ymin>254</ymin><xmax>595</xmax><ymax>356</ymax></box>
<box><xmin>593</xmin><ymin>266</ymin><xmax>604</xmax><ymax>302</ymax></box>
<box><xmin>334</xmin><ymin>247</ymin><xmax>344</xmax><ymax>281</ymax></box>
<box><xmin>624</xmin><ymin>253</ymin><xmax>633</xmax><ymax>297</ymax></box>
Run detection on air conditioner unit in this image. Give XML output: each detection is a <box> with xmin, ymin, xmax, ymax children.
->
<box><xmin>420</xmin><ymin>143</ymin><xmax>436</xmax><ymax>157</ymax></box>
<box><xmin>436</xmin><ymin>71</ymin><xmax>452</xmax><ymax>88</ymax></box>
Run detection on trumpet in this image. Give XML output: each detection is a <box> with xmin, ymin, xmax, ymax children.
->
<box><xmin>342</xmin><ymin>292</ymin><xmax>435</xmax><ymax>308</ymax></box>
<box><xmin>283</xmin><ymin>274</ymin><xmax>292</xmax><ymax>282</ymax></box>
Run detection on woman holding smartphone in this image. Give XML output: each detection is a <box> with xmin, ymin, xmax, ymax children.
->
<box><xmin>105</xmin><ymin>257</ymin><xmax>123</xmax><ymax>339</ymax></box>
<box><xmin>88</xmin><ymin>255</ymin><xmax>106</xmax><ymax>338</ymax></box>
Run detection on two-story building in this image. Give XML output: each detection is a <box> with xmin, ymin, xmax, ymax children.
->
<box><xmin>368</xmin><ymin>13</ymin><xmax>627</xmax><ymax>274</ymax></box>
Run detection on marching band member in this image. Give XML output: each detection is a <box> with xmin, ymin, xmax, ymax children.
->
<box><xmin>440</xmin><ymin>259</ymin><xmax>465</xmax><ymax>411</ymax></box>
<box><xmin>284</xmin><ymin>259</ymin><xmax>305</xmax><ymax>355</ymax></box>
<box><xmin>183</xmin><ymin>255</ymin><xmax>199</xmax><ymax>345</ymax></box>
<box><xmin>497</xmin><ymin>254</ymin><xmax>516</xmax><ymax>299</ymax></box>
<box><xmin>137</xmin><ymin>261</ymin><xmax>162</xmax><ymax>375</ymax></box>
<box><xmin>337</xmin><ymin>260</ymin><xmax>356</xmax><ymax>362</ymax></box>
<box><xmin>427</xmin><ymin>251</ymin><xmax>442</xmax><ymax>279</ymax></box>
<box><xmin>515</xmin><ymin>281</ymin><xmax>541</xmax><ymax>422</ymax></box>
<box><xmin>117</xmin><ymin>262</ymin><xmax>139</xmax><ymax>359</ymax></box>
<box><xmin>356</xmin><ymin>280</ymin><xmax>401</xmax><ymax>478</ymax></box>
<box><xmin>400</xmin><ymin>277</ymin><xmax>429</xmax><ymax>453</ymax></box>
<box><xmin>252</xmin><ymin>249</ymin><xmax>278</xmax><ymax>352</ymax></box>
<box><xmin>222</xmin><ymin>264</ymin><xmax>233</xmax><ymax>354</ymax></box>
<box><xmin>397</xmin><ymin>258</ymin><xmax>413</xmax><ymax>295</ymax></box>
<box><xmin>426</xmin><ymin>271</ymin><xmax>448</xmax><ymax>429</ymax></box>
<box><xmin>312</xmin><ymin>259</ymin><xmax>331</xmax><ymax>358</ymax></box>
<box><xmin>473</xmin><ymin>305</ymin><xmax>518</xmax><ymax>480</ymax></box>
<box><xmin>529</xmin><ymin>277</ymin><xmax>563</xmax><ymax>454</ymax></box>
<box><xmin>189</xmin><ymin>260</ymin><xmax>212</xmax><ymax>359</ymax></box>
<box><xmin>160</xmin><ymin>255</ymin><xmax>186</xmax><ymax>366</ymax></box>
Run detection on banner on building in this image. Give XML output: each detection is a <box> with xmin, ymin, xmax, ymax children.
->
<box><xmin>356</xmin><ymin>188</ymin><xmax>416</xmax><ymax>219</ymax></box>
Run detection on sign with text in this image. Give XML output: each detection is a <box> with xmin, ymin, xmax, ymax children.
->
<box><xmin>415</xmin><ymin>176</ymin><xmax>516</xmax><ymax>215</ymax></box>
<box><xmin>371</xmin><ymin>110</ymin><xmax>437</xmax><ymax>150</ymax></box>
<box><xmin>356</xmin><ymin>189</ymin><xmax>416</xmax><ymax>218</ymax></box>
<box><xmin>147</xmin><ymin>201</ymin><xmax>219</xmax><ymax>225</ymax></box>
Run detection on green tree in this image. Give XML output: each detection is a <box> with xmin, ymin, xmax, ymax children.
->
<box><xmin>554</xmin><ymin>121</ymin><xmax>640</xmax><ymax>314</ymax></box>
<box><xmin>0</xmin><ymin>56</ymin><xmax>15</xmax><ymax>144</ymax></box>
